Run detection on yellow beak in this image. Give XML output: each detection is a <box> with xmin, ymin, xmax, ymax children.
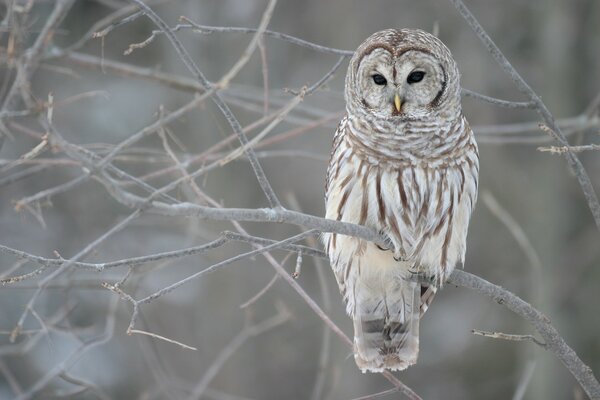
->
<box><xmin>394</xmin><ymin>94</ymin><xmax>402</xmax><ymax>112</ymax></box>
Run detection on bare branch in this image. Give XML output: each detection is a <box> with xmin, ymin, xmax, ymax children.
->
<box><xmin>215</xmin><ymin>0</ymin><xmax>277</xmax><ymax>90</ymax></box>
<box><xmin>0</xmin><ymin>0</ymin><xmax>75</xmax><ymax>114</ymax></box>
<box><xmin>128</xmin><ymin>329</ymin><xmax>198</xmax><ymax>351</ymax></box>
<box><xmin>538</xmin><ymin>143</ymin><xmax>600</xmax><ymax>154</ymax></box>
<box><xmin>482</xmin><ymin>191</ymin><xmax>543</xmax><ymax>306</ymax></box>
<box><xmin>129</xmin><ymin>0</ymin><xmax>282</xmax><ymax>208</ymax></box>
<box><xmin>173</xmin><ymin>18</ymin><xmax>354</xmax><ymax>57</ymax></box>
<box><xmin>187</xmin><ymin>306</ymin><xmax>290</xmax><ymax>399</ymax></box>
<box><xmin>512</xmin><ymin>361</ymin><xmax>536</xmax><ymax>400</ymax></box>
<box><xmin>136</xmin><ymin>230</ymin><xmax>318</xmax><ymax>305</ymax></box>
<box><xmin>14</xmin><ymin>298</ymin><xmax>119</xmax><ymax>400</ymax></box>
<box><xmin>462</xmin><ymin>88</ymin><xmax>535</xmax><ymax>109</ymax></box>
<box><xmin>57</xmin><ymin>372</ymin><xmax>111</xmax><ymax>400</ymax></box>
<box><xmin>450</xmin><ymin>0</ymin><xmax>600</xmax><ymax>232</ymax></box>
<box><xmin>449</xmin><ymin>270</ymin><xmax>600</xmax><ymax>399</ymax></box>
<box><xmin>471</xmin><ymin>329</ymin><xmax>546</xmax><ymax>348</ymax></box>
<box><xmin>142</xmin><ymin>201</ymin><xmax>386</xmax><ymax>246</ymax></box>
<box><xmin>0</xmin><ymin>360</ymin><xmax>23</xmax><ymax>397</ymax></box>
<box><xmin>238</xmin><ymin>273</ymin><xmax>279</xmax><ymax>309</ymax></box>
<box><xmin>9</xmin><ymin>210</ymin><xmax>141</xmax><ymax>343</ymax></box>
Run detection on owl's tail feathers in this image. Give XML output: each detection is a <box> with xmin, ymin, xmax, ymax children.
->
<box><xmin>352</xmin><ymin>280</ymin><xmax>421</xmax><ymax>373</ymax></box>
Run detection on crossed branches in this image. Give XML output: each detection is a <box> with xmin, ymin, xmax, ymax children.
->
<box><xmin>0</xmin><ymin>1</ymin><xmax>599</xmax><ymax>399</ymax></box>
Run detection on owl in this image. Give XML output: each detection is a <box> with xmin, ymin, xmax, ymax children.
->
<box><xmin>323</xmin><ymin>29</ymin><xmax>479</xmax><ymax>372</ymax></box>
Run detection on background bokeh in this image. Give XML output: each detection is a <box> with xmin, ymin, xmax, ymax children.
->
<box><xmin>1</xmin><ymin>1</ymin><xmax>599</xmax><ymax>399</ymax></box>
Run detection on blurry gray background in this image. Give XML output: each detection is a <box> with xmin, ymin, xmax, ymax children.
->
<box><xmin>1</xmin><ymin>0</ymin><xmax>599</xmax><ymax>399</ymax></box>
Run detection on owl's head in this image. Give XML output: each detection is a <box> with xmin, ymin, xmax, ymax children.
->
<box><xmin>345</xmin><ymin>29</ymin><xmax>461</xmax><ymax>121</ymax></box>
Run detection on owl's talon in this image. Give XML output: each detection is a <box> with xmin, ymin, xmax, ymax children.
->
<box><xmin>393</xmin><ymin>246</ymin><xmax>407</xmax><ymax>262</ymax></box>
<box><xmin>376</xmin><ymin>244</ymin><xmax>390</xmax><ymax>252</ymax></box>
<box><xmin>376</xmin><ymin>232</ymin><xmax>395</xmax><ymax>252</ymax></box>
<box><xmin>377</xmin><ymin>242</ymin><xmax>407</xmax><ymax>262</ymax></box>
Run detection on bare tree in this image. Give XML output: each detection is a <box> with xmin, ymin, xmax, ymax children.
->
<box><xmin>1</xmin><ymin>1</ymin><xmax>599</xmax><ymax>399</ymax></box>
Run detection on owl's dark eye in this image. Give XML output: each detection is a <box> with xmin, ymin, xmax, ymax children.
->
<box><xmin>407</xmin><ymin>71</ymin><xmax>425</xmax><ymax>84</ymax></box>
<box><xmin>372</xmin><ymin>74</ymin><xmax>387</xmax><ymax>85</ymax></box>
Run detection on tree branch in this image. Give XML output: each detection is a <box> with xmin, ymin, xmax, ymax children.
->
<box><xmin>449</xmin><ymin>271</ymin><xmax>600</xmax><ymax>399</ymax></box>
<box><xmin>129</xmin><ymin>0</ymin><xmax>282</xmax><ymax>208</ymax></box>
<box><xmin>450</xmin><ymin>0</ymin><xmax>600</xmax><ymax>233</ymax></box>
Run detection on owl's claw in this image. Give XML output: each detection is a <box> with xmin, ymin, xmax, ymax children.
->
<box><xmin>375</xmin><ymin>233</ymin><xmax>394</xmax><ymax>252</ymax></box>
<box><xmin>376</xmin><ymin>243</ymin><xmax>389</xmax><ymax>251</ymax></box>
<box><xmin>375</xmin><ymin>233</ymin><xmax>408</xmax><ymax>261</ymax></box>
<box><xmin>393</xmin><ymin>254</ymin><xmax>407</xmax><ymax>262</ymax></box>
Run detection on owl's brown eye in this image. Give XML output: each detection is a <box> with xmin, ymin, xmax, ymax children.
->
<box><xmin>407</xmin><ymin>71</ymin><xmax>425</xmax><ymax>84</ymax></box>
<box><xmin>372</xmin><ymin>74</ymin><xmax>387</xmax><ymax>85</ymax></box>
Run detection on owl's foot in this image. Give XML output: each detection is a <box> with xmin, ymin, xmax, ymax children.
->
<box><xmin>375</xmin><ymin>233</ymin><xmax>407</xmax><ymax>262</ymax></box>
<box><xmin>393</xmin><ymin>253</ymin><xmax>407</xmax><ymax>262</ymax></box>
<box><xmin>375</xmin><ymin>232</ymin><xmax>394</xmax><ymax>252</ymax></box>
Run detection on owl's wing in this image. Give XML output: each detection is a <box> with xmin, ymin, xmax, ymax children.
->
<box><xmin>324</xmin><ymin>116</ymin><xmax>348</xmax><ymax>197</ymax></box>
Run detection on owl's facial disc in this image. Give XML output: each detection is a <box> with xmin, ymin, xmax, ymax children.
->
<box><xmin>394</xmin><ymin>50</ymin><xmax>446</xmax><ymax>116</ymax></box>
<box><xmin>356</xmin><ymin>48</ymin><xmax>447</xmax><ymax>119</ymax></box>
<box><xmin>355</xmin><ymin>48</ymin><xmax>396</xmax><ymax>117</ymax></box>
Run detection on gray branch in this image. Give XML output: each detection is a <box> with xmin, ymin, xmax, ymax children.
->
<box><xmin>449</xmin><ymin>271</ymin><xmax>600</xmax><ymax>399</ymax></box>
<box><xmin>129</xmin><ymin>0</ymin><xmax>282</xmax><ymax>208</ymax></box>
<box><xmin>450</xmin><ymin>0</ymin><xmax>600</xmax><ymax>233</ymax></box>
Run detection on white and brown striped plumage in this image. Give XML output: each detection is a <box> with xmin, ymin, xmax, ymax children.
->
<box><xmin>323</xmin><ymin>29</ymin><xmax>478</xmax><ymax>372</ymax></box>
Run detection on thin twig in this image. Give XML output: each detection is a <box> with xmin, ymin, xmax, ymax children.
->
<box><xmin>0</xmin><ymin>360</ymin><xmax>23</xmax><ymax>396</ymax></box>
<box><xmin>14</xmin><ymin>297</ymin><xmax>119</xmax><ymax>400</ymax></box>
<box><xmin>1</xmin><ymin>265</ymin><xmax>48</xmax><ymax>284</ymax></box>
<box><xmin>187</xmin><ymin>307</ymin><xmax>290</xmax><ymax>400</ymax></box>
<box><xmin>471</xmin><ymin>329</ymin><xmax>546</xmax><ymax>348</ymax></box>
<box><xmin>482</xmin><ymin>191</ymin><xmax>543</xmax><ymax>307</ymax></box>
<box><xmin>538</xmin><ymin>143</ymin><xmax>600</xmax><ymax>154</ymax></box>
<box><xmin>462</xmin><ymin>88</ymin><xmax>535</xmax><ymax>109</ymax></box>
<box><xmin>137</xmin><ymin>230</ymin><xmax>318</xmax><ymax>305</ymax></box>
<box><xmin>215</xmin><ymin>0</ymin><xmax>278</xmax><ymax>90</ymax></box>
<box><xmin>512</xmin><ymin>361</ymin><xmax>536</xmax><ymax>400</ymax></box>
<box><xmin>173</xmin><ymin>18</ymin><xmax>354</xmax><ymax>56</ymax></box>
<box><xmin>258</xmin><ymin>37</ymin><xmax>269</xmax><ymax>116</ymax></box>
<box><xmin>128</xmin><ymin>329</ymin><xmax>197</xmax><ymax>351</ymax></box>
<box><xmin>238</xmin><ymin>273</ymin><xmax>279</xmax><ymax>309</ymax></box>
<box><xmin>0</xmin><ymin>0</ymin><xmax>74</xmax><ymax>114</ymax></box>
<box><xmin>0</xmin><ymin>231</ymin><xmax>324</xmax><ymax>276</ymax></box>
<box><xmin>57</xmin><ymin>372</ymin><xmax>111</xmax><ymax>400</ymax></box>
<box><xmin>9</xmin><ymin>210</ymin><xmax>140</xmax><ymax>343</ymax></box>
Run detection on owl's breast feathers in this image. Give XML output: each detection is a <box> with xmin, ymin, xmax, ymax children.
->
<box><xmin>325</xmin><ymin>114</ymin><xmax>478</xmax><ymax>287</ymax></box>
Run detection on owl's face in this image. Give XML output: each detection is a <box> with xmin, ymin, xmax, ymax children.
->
<box><xmin>346</xmin><ymin>29</ymin><xmax>461</xmax><ymax>122</ymax></box>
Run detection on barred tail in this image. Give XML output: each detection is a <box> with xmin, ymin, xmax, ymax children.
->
<box><xmin>352</xmin><ymin>279</ymin><xmax>421</xmax><ymax>372</ymax></box>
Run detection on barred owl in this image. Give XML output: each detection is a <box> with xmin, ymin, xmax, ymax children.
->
<box><xmin>324</xmin><ymin>29</ymin><xmax>479</xmax><ymax>372</ymax></box>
